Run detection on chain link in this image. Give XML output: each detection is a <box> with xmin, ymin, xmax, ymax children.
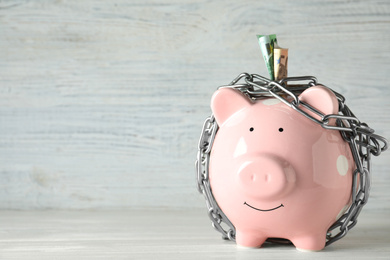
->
<box><xmin>195</xmin><ymin>73</ymin><xmax>388</xmax><ymax>246</ymax></box>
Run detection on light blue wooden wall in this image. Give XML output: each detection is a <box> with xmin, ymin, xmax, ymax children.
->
<box><xmin>1</xmin><ymin>0</ymin><xmax>389</xmax><ymax>210</ymax></box>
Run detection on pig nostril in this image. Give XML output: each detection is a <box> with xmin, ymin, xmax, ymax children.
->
<box><xmin>250</xmin><ymin>174</ymin><xmax>256</xmax><ymax>181</ymax></box>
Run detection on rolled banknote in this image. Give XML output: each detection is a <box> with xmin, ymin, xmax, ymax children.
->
<box><xmin>269</xmin><ymin>34</ymin><xmax>278</xmax><ymax>49</ymax></box>
<box><xmin>274</xmin><ymin>47</ymin><xmax>288</xmax><ymax>81</ymax></box>
<box><xmin>257</xmin><ymin>34</ymin><xmax>277</xmax><ymax>80</ymax></box>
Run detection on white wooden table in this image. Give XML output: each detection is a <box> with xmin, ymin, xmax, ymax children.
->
<box><xmin>0</xmin><ymin>209</ymin><xmax>389</xmax><ymax>259</ymax></box>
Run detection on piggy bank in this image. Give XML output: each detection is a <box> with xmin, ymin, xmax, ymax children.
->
<box><xmin>209</xmin><ymin>85</ymin><xmax>354</xmax><ymax>251</ymax></box>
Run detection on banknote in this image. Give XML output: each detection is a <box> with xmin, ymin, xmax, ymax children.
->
<box><xmin>274</xmin><ymin>47</ymin><xmax>288</xmax><ymax>81</ymax></box>
<box><xmin>269</xmin><ymin>34</ymin><xmax>278</xmax><ymax>48</ymax></box>
<box><xmin>257</xmin><ymin>34</ymin><xmax>278</xmax><ymax>80</ymax></box>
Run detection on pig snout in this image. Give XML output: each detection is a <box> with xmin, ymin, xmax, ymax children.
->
<box><xmin>237</xmin><ymin>155</ymin><xmax>296</xmax><ymax>199</ymax></box>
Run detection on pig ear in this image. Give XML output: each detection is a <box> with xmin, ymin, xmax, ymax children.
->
<box><xmin>298</xmin><ymin>85</ymin><xmax>339</xmax><ymax>119</ymax></box>
<box><xmin>211</xmin><ymin>88</ymin><xmax>253</xmax><ymax>125</ymax></box>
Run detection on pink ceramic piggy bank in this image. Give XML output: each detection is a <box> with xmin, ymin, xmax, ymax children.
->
<box><xmin>209</xmin><ymin>86</ymin><xmax>354</xmax><ymax>251</ymax></box>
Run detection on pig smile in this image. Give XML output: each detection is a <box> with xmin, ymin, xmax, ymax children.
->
<box><xmin>244</xmin><ymin>202</ymin><xmax>284</xmax><ymax>212</ymax></box>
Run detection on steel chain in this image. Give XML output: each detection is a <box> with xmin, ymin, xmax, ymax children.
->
<box><xmin>195</xmin><ymin>73</ymin><xmax>388</xmax><ymax>246</ymax></box>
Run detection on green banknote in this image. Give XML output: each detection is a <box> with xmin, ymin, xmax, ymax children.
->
<box><xmin>257</xmin><ymin>34</ymin><xmax>278</xmax><ymax>80</ymax></box>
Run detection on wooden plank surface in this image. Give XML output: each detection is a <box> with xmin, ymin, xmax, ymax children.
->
<box><xmin>0</xmin><ymin>209</ymin><xmax>389</xmax><ymax>259</ymax></box>
<box><xmin>0</xmin><ymin>0</ymin><xmax>389</xmax><ymax>210</ymax></box>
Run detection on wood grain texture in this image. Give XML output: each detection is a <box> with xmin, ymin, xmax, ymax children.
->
<box><xmin>0</xmin><ymin>209</ymin><xmax>389</xmax><ymax>259</ymax></box>
<box><xmin>0</xmin><ymin>0</ymin><xmax>389</xmax><ymax>210</ymax></box>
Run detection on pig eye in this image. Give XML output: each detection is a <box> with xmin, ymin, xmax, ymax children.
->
<box><xmin>249</xmin><ymin>127</ymin><xmax>254</xmax><ymax>132</ymax></box>
<box><xmin>279</xmin><ymin>128</ymin><xmax>284</xmax><ymax>132</ymax></box>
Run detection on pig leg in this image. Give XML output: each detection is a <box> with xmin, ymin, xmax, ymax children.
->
<box><xmin>235</xmin><ymin>230</ymin><xmax>267</xmax><ymax>248</ymax></box>
<box><xmin>291</xmin><ymin>233</ymin><xmax>326</xmax><ymax>251</ymax></box>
